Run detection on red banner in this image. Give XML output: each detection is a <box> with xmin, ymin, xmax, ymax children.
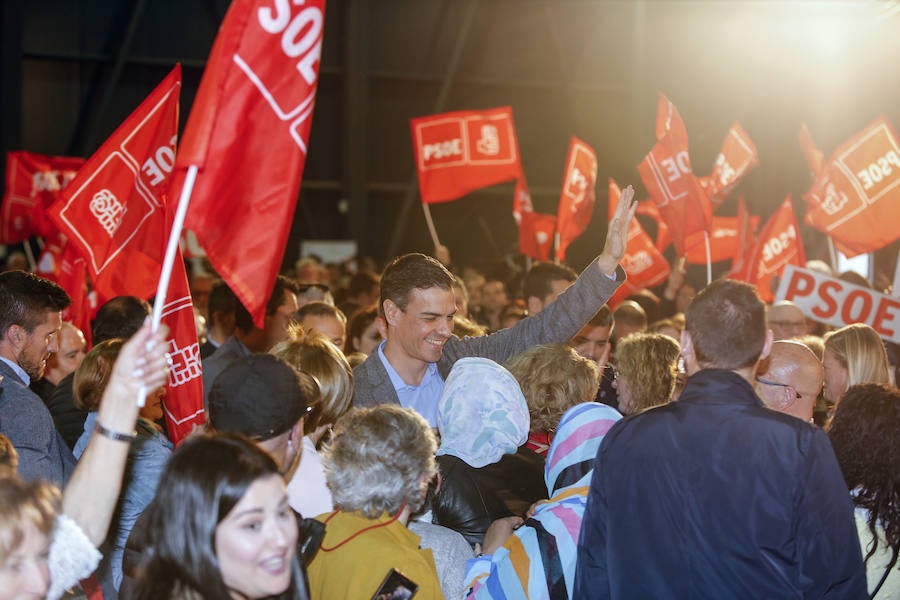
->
<box><xmin>555</xmin><ymin>137</ymin><xmax>598</xmax><ymax>262</ymax></box>
<box><xmin>635</xmin><ymin>200</ymin><xmax>671</xmax><ymax>254</ymax></box>
<box><xmin>703</xmin><ymin>122</ymin><xmax>759</xmax><ymax>209</ymax></box>
<box><xmin>49</xmin><ymin>66</ymin><xmax>204</xmax><ymax>443</ymax></box>
<box><xmin>49</xmin><ymin>67</ymin><xmax>180</xmax><ymax>301</ymax></box>
<box><xmin>607</xmin><ymin>179</ymin><xmax>670</xmax><ymax>307</ymax></box>
<box><xmin>160</xmin><ymin>256</ymin><xmax>205</xmax><ymax>443</ymax></box>
<box><xmin>728</xmin><ymin>196</ymin><xmax>757</xmax><ymax>281</ymax></box>
<box><xmin>798</xmin><ymin>123</ymin><xmax>824</xmax><ymax>179</ymax></box>
<box><xmin>512</xmin><ymin>175</ymin><xmax>553</xmax><ymax>261</ymax></box>
<box><xmin>684</xmin><ymin>214</ymin><xmax>760</xmax><ymax>265</ymax></box>
<box><xmin>35</xmin><ymin>234</ymin><xmax>94</xmax><ymax>346</ymax></box>
<box><xmin>637</xmin><ymin>94</ymin><xmax>712</xmax><ymax>256</ymax></box>
<box><xmin>1</xmin><ymin>152</ymin><xmax>84</xmax><ymax>244</ymax></box>
<box><xmin>804</xmin><ymin>116</ymin><xmax>900</xmax><ymax>257</ymax></box>
<box><xmin>746</xmin><ymin>196</ymin><xmax>805</xmax><ymax>302</ymax></box>
<box><xmin>411</xmin><ymin>106</ymin><xmax>521</xmax><ymax>205</ymax></box>
<box><xmin>171</xmin><ymin>0</ymin><xmax>326</xmax><ymax>329</ymax></box>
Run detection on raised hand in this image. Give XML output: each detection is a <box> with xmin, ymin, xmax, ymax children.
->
<box><xmin>597</xmin><ymin>185</ymin><xmax>638</xmax><ymax>276</ymax></box>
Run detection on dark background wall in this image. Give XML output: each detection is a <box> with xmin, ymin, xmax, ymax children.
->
<box><xmin>4</xmin><ymin>0</ymin><xmax>900</xmax><ymax>280</ymax></box>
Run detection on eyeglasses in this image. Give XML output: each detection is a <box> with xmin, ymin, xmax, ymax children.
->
<box><xmin>756</xmin><ymin>376</ymin><xmax>801</xmax><ymax>399</ymax></box>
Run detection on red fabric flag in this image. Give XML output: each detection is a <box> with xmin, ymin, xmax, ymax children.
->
<box><xmin>728</xmin><ymin>196</ymin><xmax>757</xmax><ymax>282</ymax></box>
<box><xmin>34</xmin><ymin>234</ymin><xmax>93</xmax><ymax>345</ymax></box>
<box><xmin>1</xmin><ymin>151</ymin><xmax>83</xmax><ymax>244</ymax></box>
<box><xmin>684</xmin><ymin>214</ymin><xmax>760</xmax><ymax>265</ymax></box>
<box><xmin>48</xmin><ymin>66</ymin><xmax>181</xmax><ymax>301</ymax></box>
<box><xmin>798</xmin><ymin>123</ymin><xmax>824</xmax><ymax>179</ymax></box>
<box><xmin>635</xmin><ymin>200</ymin><xmax>671</xmax><ymax>254</ymax></box>
<box><xmin>555</xmin><ymin>137</ymin><xmax>598</xmax><ymax>262</ymax></box>
<box><xmin>637</xmin><ymin>94</ymin><xmax>712</xmax><ymax>256</ymax></box>
<box><xmin>159</xmin><ymin>255</ymin><xmax>205</xmax><ymax>442</ymax></box>
<box><xmin>607</xmin><ymin>179</ymin><xmax>670</xmax><ymax>307</ymax></box>
<box><xmin>48</xmin><ymin>66</ymin><xmax>205</xmax><ymax>442</ymax></box>
<box><xmin>804</xmin><ymin>116</ymin><xmax>900</xmax><ymax>257</ymax></box>
<box><xmin>411</xmin><ymin>106</ymin><xmax>522</xmax><ymax>204</ymax></box>
<box><xmin>704</xmin><ymin>122</ymin><xmax>759</xmax><ymax>209</ymax></box>
<box><xmin>171</xmin><ymin>0</ymin><xmax>326</xmax><ymax>329</ymax></box>
<box><xmin>512</xmin><ymin>175</ymin><xmax>553</xmax><ymax>261</ymax></box>
<box><xmin>747</xmin><ymin>196</ymin><xmax>805</xmax><ymax>302</ymax></box>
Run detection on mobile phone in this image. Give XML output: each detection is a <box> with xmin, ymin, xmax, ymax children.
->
<box><xmin>370</xmin><ymin>568</ymin><xmax>419</xmax><ymax>600</ymax></box>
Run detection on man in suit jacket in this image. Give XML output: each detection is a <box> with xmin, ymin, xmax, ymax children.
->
<box><xmin>0</xmin><ymin>270</ymin><xmax>76</xmax><ymax>484</ymax></box>
<box><xmin>353</xmin><ymin>187</ymin><xmax>638</xmax><ymax>426</ymax></box>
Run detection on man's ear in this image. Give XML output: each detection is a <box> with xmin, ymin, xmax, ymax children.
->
<box><xmin>383</xmin><ymin>299</ymin><xmax>401</xmax><ymax>328</ymax></box>
<box><xmin>4</xmin><ymin>324</ymin><xmax>25</xmax><ymax>350</ymax></box>
<box><xmin>759</xmin><ymin>329</ymin><xmax>774</xmax><ymax>362</ymax></box>
<box><xmin>375</xmin><ymin>315</ymin><xmax>387</xmax><ymax>337</ymax></box>
<box><xmin>291</xmin><ymin>418</ymin><xmax>304</xmax><ymax>448</ymax></box>
<box><xmin>680</xmin><ymin>329</ymin><xmax>698</xmax><ymax>375</ymax></box>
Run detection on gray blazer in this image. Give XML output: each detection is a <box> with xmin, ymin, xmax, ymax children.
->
<box><xmin>353</xmin><ymin>259</ymin><xmax>624</xmax><ymax>407</ymax></box>
<box><xmin>0</xmin><ymin>360</ymin><xmax>76</xmax><ymax>485</ymax></box>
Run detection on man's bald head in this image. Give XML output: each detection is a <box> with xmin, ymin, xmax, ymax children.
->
<box><xmin>757</xmin><ymin>340</ymin><xmax>823</xmax><ymax>421</ymax></box>
<box><xmin>767</xmin><ymin>301</ymin><xmax>808</xmax><ymax>341</ymax></box>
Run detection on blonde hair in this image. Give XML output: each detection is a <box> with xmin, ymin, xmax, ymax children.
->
<box><xmin>824</xmin><ymin>324</ymin><xmax>892</xmax><ymax>390</ymax></box>
<box><xmin>271</xmin><ymin>331</ymin><xmax>353</xmax><ymax>435</ymax></box>
<box><xmin>505</xmin><ymin>344</ymin><xmax>600</xmax><ymax>432</ymax></box>
<box><xmin>615</xmin><ymin>333</ymin><xmax>681</xmax><ymax>415</ymax></box>
<box><xmin>0</xmin><ymin>474</ymin><xmax>59</xmax><ymax>566</ymax></box>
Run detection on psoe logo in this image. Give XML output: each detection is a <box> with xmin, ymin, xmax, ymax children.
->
<box><xmin>476</xmin><ymin>124</ymin><xmax>500</xmax><ymax>156</ymax></box>
<box><xmin>821</xmin><ymin>181</ymin><xmax>848</xmax><ymax>216</ymax></box>
<box><xmin>90</xmin><ymin>189</ymin><xmax>126</xmax><ymax>238</ymax></box>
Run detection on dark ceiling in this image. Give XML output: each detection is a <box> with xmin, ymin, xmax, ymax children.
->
<box><xmin>3</xmin><ymin>0</ymin><xmax>900</xmax><ymax>277</ymax></box>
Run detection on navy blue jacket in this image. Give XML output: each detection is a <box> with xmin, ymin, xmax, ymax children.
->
<box><xmin>574</xmin><ymin>369</ymin><xmax>866</xmax><ymax>599</ymax></box>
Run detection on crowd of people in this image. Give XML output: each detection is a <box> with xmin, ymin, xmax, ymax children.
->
<box><xmin>0</xmin><ymin>185</ymin><xmax>898</xmax><ymax>599</ymax></box>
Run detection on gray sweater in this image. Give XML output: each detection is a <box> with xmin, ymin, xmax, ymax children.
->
<box><xmin>353</xmin><ymin>259</ymin><xmax>624</xmax><ymax>407</ymax></box>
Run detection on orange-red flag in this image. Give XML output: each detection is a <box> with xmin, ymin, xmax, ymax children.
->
<box><xmin>747</xmin><ymin>197</ymin><xmax>805</xmax><ymax>302</ymax></box>
<box><xmin>684</xmin><ymin>214</ymin><xmax>760</xmax><ymax>265</ymax></box>
<box><xmin>171</xmin><ymin>0</ymin><xmax>326</xmax><ymax>328</ymax></box>
<box><xmin>1</xmin><ymin>151</ymin><xmax>83</xmax><ymax>244</ymax></box>
<box><xmin>411</xmin><ymin>106</ymin><xmax>521</xmax><ymax>204</ymax></box>
<box><xmin>607</xmin><ymin>179</ymin><xmax>670</xmax><ymax>307</ymax></box>
<box><xmin>703</xmin><ymin>122</ymin><xmax>759</xmax><ymax>209</ymax></box>
<box><xmin>637</xmin><ymin>94</ymin><xmax>712</xmax><ymax>256</ymax></box>
<box><xmin>512</xmin><ymin>175</ymin><xmax>554</xmax><ymax>261</ymax></box>
<box><xmin>804</xmin><ymin>116</ymin><xmax>900</xmax><ymax>257</ymax></box>
<box><xmin>555</xmin><ymin>137</ymin><xmax>597</xmax><ymax>262</ymax></box>
<box><xmin>49</xmin><ymin>66</ymin><xmax>204</xmax><ymax>443</ymax></box>
<box><xmin>728</xmin><ymin>196</ymin><xmax>757</xmax><ymax>282</ymax></box>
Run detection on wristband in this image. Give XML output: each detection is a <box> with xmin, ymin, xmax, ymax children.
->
<box><xmin>94</xmin><ymin>421</ymin><xmax>137</xmax><ymax>443</ymax></box>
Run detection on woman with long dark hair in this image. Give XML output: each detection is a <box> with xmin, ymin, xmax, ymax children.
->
<box><xmin>134</xmin><ymin>433</ymin><xmax>306</xmax><ymax>600</ymax></box>
<box><xmin>827</xmin><ymin>383</ymin><xmax>900</xmax><ymax>598</ymax></box>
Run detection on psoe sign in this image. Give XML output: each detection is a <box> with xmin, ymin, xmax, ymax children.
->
<box><xmin>775</xmin><ymin>264</ymin><xmax>900</xmax><ymax>343</ymax></box>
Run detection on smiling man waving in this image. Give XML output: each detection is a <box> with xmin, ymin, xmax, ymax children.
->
<box><xmin>353</xmin><ymin>187</ymin><xmax>638</xmax><ymax>425</ymax></box>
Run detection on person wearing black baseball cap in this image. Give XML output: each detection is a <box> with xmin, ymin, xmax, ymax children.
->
<box><xmin>209</xmin><ymin>354</ymin><xmax>318</xmax><ymax>480</ymax></box>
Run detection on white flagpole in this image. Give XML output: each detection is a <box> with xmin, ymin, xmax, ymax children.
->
<box><xmin>140</xmin><ymin>165</ymin><xmax>198</xmax><ymax>406</ymax></box>
<box><xmin>422</xmin><ymin>203</ymin><xmax>441</xmax><ymax>249</ymax></box>
<box><xmin>704</xmin><ymin>230</ymin><xmax>712</xmax><ymax>285</ymax></box>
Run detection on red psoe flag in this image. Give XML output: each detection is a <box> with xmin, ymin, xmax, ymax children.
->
<box><xmin>48</xmin><ymin>66</ymin><xmax>181</xmax><ymax>301</ymax></box>
<box><xmin>172</xmin><ymin>0</ymin><xmax>326</xmax><ymax>329</ymax></box>
<box><xmin>704</xmin><ymin>122</ymin><xmax>759</xmax><ymax>209</ymax></box>
<box><xmin>1</xmin><ymin>151</ymin><xmax>84</xmax><ymax>244</ymax></box>
<box><xmin>728</xmin><ymin>196</ymin><xmax>757</xmax><ymax>282</ymax></box>
<box><xmin>555</xmin><ymin>137</ymin><xmax>598</xmax><ymax>262</ymax></box>
<box><xmin>607</xmin><ymin>179</ymin><xmax>670</xmax><ymax>307</ymax></box>
<box><xmin>160</xmin><ymin>255</ymin><xmax>205</xmax><ymax>443</ymax></box>
<box><xmin>637</xmin><ymin>94</ymin><xmax>712</xmax><ymax>256</ymax></box>
<box><xmin>635</xmin><ymin>200</ymin><xmax>671</xmax><ymax>254</ymax></box>
<box><xmin>804</xmin><ymin>116</ymin><xmax>900</xmax><ymax>257</ymax></box>
<box><xmin>684</xmin><ymin>214</ymin><xmax>760</xmax><ymax>265</ymax></box>
<box><xmin>747</xmin><ymin>196</ymin><xmax>805</xmax><ymax>302</ymax></box>
<box><xmin>513</xmin><ymin>175</ymin><xmax>553</xmax><ymax>261</ymax></box>
<box><xmin>411</xmin><ymin>106</ymin><xmax>521</xmax><ymax>204</ymax></box>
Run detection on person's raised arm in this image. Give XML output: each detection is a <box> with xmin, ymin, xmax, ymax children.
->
<box><xmin>596</xmin><ymin>185</ymin><xmax>637</xmax><ymax>277</ymax></box>
<box><xmin>62</xmin><ymin>321</ymin><xmax>169</xmax><ymax>545</ymax></box>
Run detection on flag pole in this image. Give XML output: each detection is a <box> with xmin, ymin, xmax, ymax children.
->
<box><xmin>141</xmin><ymin>164</ymin><xmax>198</xmax><ymax>406</ymax></box>
<box><xmin>704</xmin><ymin>230</ymin><xmax>712</xmax><ymax>285</ymax></box>
<box><xmin>422</xmin><ymin>203</ymin><xmax>441</xmax><ymax>248</ymax></box>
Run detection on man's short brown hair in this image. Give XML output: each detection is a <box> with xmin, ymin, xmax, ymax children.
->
<box><xmin>685</xmin><ymin>279</ymin><xmax>766</xmax><ymax>370</ymax></box>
